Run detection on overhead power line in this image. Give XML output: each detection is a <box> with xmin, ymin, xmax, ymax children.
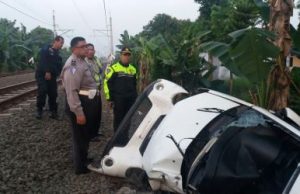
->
<box><xmin>0</xmin><ymin>0</ymin><xmax>52</xmax><ymax>27</ymax></box>
<box><xmin>11</xmin><ymin>0</ymin><xmax>50</xmax><ymax>23</ymax></box>
<box><xmin>70</xmin><ymin>0</ymin><xmax>92</xmax><ymax>30</ymax></box>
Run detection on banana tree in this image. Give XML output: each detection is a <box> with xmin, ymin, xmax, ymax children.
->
<box><xmin>201</xmin><ymin>27</ymin><xmax>280</xmax><ymax>107</ymax></box>
<box><xmin>136</xmin><ymin>34</ymin><xmax>176</xmax><ymax>91</ymax></box>
<box><xmin>0</xmin><ymin>19</ymin><xmax>32</xmax><ymax>72</ymax></box>
<box><xmin>268</xmin><ymin>0</ymin><xmax>295</xmax><ymax>111</ymax></box>
<box><xmin>134</xmin><ymin>36</ymin><xmax>155</xmax><ymax>92</ymax></box>
<box><xmin>116</xmin><ymin>30</ymin><xmax>136</xmax><ymax>50</ymax></box>
<box><xmin>0</xmin><ymin>19</ymin><xmax>24</xmax><ymax>71</ymax></box>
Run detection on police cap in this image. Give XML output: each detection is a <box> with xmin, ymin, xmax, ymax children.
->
<box><xmin>121</xmin><ymin>47</ymin><xmax>131</xmax><ymax>55</ymax></box>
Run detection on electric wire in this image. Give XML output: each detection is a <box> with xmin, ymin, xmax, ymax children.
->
<box><xmin>0</xmin><ymin>0</ymin><xmax>52</xmax><ymax>27</ymax></box>
<box><xmin>70</xmin><ymin>0</ymin><xmax>92</xmax><ymax>30</ymax></box>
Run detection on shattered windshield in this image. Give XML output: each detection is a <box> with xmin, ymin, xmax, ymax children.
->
<box><xmin>183</xmin><ymin>106</ymin><xmax>300</xmax><ymax>194</ymax></box>
<box><xmin>227</xmin><ymin>109</ymin><xmax>269</xmax><ymax>128</ymax></box>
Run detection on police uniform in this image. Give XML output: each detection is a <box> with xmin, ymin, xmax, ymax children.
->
<box><xmin>103</xmin><ymin>51</ymin><xmax>137</xmax><ymax>132</ymax></box>
<box><xmin>61</xmin><ymin>54</ymin><xmax>102</xmax><ymax>174</ymax></box>
<box><xmin>85</xmin><ymin>57</ymin><xmax>104</xmax><ymax>86</ymax></box>
<box><xmin>36</xmin><ymin>45</ymin><xmax>62</xmax><ymax>118</ymax></box>
<box><xmin>85</xmin><ymin>56</ymin><xmax>103</xmax><ymax>138</ymax></box>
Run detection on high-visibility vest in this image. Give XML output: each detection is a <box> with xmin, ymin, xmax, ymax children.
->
<box><xmin>103</xmin><ymin>62</ymin><xmax>137</xmax><ymax>100</ymax></box>
<box><xmin>85</xmin><ymin>57</ymin><xmax>103</xmax><ymax>87</ymax></box>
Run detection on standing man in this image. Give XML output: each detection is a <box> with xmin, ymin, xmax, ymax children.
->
<box><xmin>85</xmin><ymin>43</ymin><xmax>103</xmax><ymax>138</ymax></box>
<box><xmin>104</xmin><ymin>47</ymin><xmax>137</xmax><ymax>132</ymax></box>
<box><xmin>61</xmin><ymin>37</ymin><xmax>102</xmax><ymax>174</ymax></box>
<box><xmin>35</xmin><ymin>35</ymin><xmax>64</xmax><ymax>119</ymax></box>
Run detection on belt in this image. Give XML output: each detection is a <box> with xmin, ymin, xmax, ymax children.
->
<box><xmin>79</xmin><ymin>89</ymin><xmax>100</xmax><ymax>97</ymax></box>
<box><xmin>79</xmin><ymin>90</ymin><xmax>90</xmax><ymax>96</ymax></box>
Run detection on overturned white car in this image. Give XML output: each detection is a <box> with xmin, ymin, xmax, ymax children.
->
<box><xmin>90</xmin><ymin>79</ymin><xmax>300</xmax><ymax>194</ymax></box>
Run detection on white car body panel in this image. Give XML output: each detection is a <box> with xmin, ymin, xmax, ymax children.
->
<box><xmin>92</xmin><ymin>79</ymin><xmax>300</xmax><ymax>194</ymax></box>
<box><xmin>290</xmin><ymin>174</ymin><xmax>300</xmax><ymax>194</ymax></box>
<box><xmin>285</xmin><ymin>107</ymin><xmax>300</xmax><ymax>128</ymax></box>
<box><xmin>98</xmin><ymin>79</ymin><xmax>188</xmax><ymax>177</ymax></box>
<box><xmin>142</xmin><ymin>92</ymin><xmax>240</xmax><ymax>192</ymax></box>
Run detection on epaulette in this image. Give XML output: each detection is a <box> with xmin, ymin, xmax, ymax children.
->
<box><xmin>71</xmin><ymin>59</ymin><xmax>76</xmax><ymax>66</ymax></box>
<box><xmin>70</xmin><ymin>60</ymin><xmax>77</xmax><ymax>75</ymax></box>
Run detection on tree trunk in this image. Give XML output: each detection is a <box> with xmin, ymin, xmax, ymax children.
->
<box><xmin>267</xmin><ymin>0</ymin><xmax>294</xmax><ymax>111</ymax></box>
<box><xmin>138</xmin><ymin>59</ymin><xmax>150</xmax><ymax>93</ymax></box>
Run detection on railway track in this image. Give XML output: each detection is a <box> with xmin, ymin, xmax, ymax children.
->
<box><xmin>0</xmin><ymin>70</ymin><xmax>35</xmax><ymax>78</ymax></box>
<box><xmin>0</xmin><ymin>80</ymin><xmax>37</xmax><ymax>112</ymax></box>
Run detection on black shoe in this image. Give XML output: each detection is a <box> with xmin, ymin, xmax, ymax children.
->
<box><xmin>49</xmin><ymin>112</ymin><xmax>58</xmax><ymax>119</ymax></box>
<box><xmin>75</xmin><ymin>167</ymin><xmax>90</xmax><ymax>175</ymax></box>
<box><xmin>35</xmin><ymin>110</ymin><xmax>42</xmax><ymax>119</ymax></box>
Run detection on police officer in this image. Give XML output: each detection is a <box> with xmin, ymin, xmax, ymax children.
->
<box><xmin>61</xmin><ymin>37</ymin><xmax>102</xmax><ymax>174</ymax></box>
<box><xmin>35</xmin><ymin>35</ymin><xmax>64</xmax><ymax>119</ymax></box>
<box><xmin>104</xmin><ymin>47</ymin><xmax>137</xmax><ymax>132</ymax></box>
<box><xmin>85</xmin><ymin>43</ymin><xmax>103</xmax><ymax>138</ymax></box>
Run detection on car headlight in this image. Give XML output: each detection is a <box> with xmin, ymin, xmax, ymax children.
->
<box><xmin>155</xmin><ymin>83</ymin><xmax>164</xmax><ymax>91</ymax></box>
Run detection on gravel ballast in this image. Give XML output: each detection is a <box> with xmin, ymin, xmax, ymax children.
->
<box><xmin>0</xmin><ymin>89</ymin><xmax>150</xmax><ymax>193</ymax></box>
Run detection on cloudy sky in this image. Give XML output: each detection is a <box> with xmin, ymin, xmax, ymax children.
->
<box><xmin>1</xmin><ymin>0</ymin><xmax>299</xmax><ymax>57</ymax></box>
<box><xmin>0</xmin><ymin>0</ymin><xmax>199</xmax><ymax>57</ymax></box>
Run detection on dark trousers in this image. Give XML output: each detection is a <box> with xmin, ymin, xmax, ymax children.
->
<box><xmin>113</xmin><ymin>96</ymin><xmax>136</xmax><ymax>132</ymax></box>
<box><xmin>91</xmin><ymin>96</ymin><xmax>102</xmax><ymax>138</ymax></box>
<box><xmin>67</xmin><ymin>94</ymin><xmax>102</xmax><ymax>172</ymax></box>
<box><xmin>36</xmin><ymin>75</ymin><xmax>57</xmax><ymax>112</ymax></box>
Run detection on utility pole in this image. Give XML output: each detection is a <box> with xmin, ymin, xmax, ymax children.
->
<box><xmin>53</xmin><ymin>9</ymin><xmax>73</xmax><ymax>38</ymax></box>
<box><xmin>52</xmin><ymin>10</ymin><xmax>57</xmax><ymax>37</ymax></box>
<box><xmin>100</xmin><ymin>0</ymin><xmax>114</xmax><ymax>59</ymax></box>
<box><xmin>109</xmin><ymin>16</ymin><xmax>114</xmax><ymax>55</ymax></box>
